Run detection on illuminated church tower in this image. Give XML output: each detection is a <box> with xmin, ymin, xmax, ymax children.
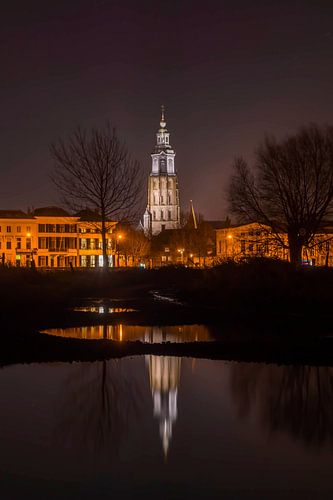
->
<box><xmin>143</xmin><ymin>106</ymin><xmax>180</xmax><ymax>236</ymax></box>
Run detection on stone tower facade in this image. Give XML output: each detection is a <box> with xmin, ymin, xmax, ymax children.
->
<box><xmin>143</xmin><ymin>106</ymin><xmax>180</xmax><ymax>236</ymax></box>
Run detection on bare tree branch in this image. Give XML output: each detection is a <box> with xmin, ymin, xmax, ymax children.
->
<box><xmin>228</xmin><ymin>125</ymin><xmax>333</xmax><ymax>264</ymax></box>
<box><xmin>50</xmin><ymin>123</ymin><xmax>143</xmax><ymax>269</ymax></box>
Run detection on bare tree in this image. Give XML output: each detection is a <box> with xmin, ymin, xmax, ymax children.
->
<box><xmin>230</xmin><ymin>363</ymin><xmax>333</xmax><ymax>448</ymax></box>
<box><xmin>120</xmin><ymin>226</ymin><xmax>150</xmax><ymax>266</ymax></box>
<box><xmin>50</xmin><ymin>124</ymin><xmax>143</xmax><ymax>269</ymax></box>
<box><xmin>228</xmin><ymin>125</ymin><xmax>333</xmax><ymax>264</ymax></box>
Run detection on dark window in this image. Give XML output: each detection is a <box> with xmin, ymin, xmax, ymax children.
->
<box><xmin>38</xmin><ymin>224</ymin><xmax>45</xmax><ymax>233</ymax></box>
<box><xmin>38</xmin><ymin>238</ymin><xmax>47</xmax><ymax>249</ymax></box>
<box><xmin>6</xmin><ymin>226</ymin><xmax>11</xmax><ymax>233</ymax></box>
<box><xmin>6</xmin><ymin>241</ymin><xmax>11</xmax><ymax>250</ymax></box>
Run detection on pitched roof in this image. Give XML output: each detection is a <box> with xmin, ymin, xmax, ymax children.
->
<box><xmin>0</xmin><ymin>210</ymin><xmax>34</xmax><ymax>219</ymax></box>
<box><xmin>75</xmin><ymin>209</ymin><xmax>115</xmax><ymax>222</ymax></box>
<box><xmin>33</xmin><ymin>206</ymin><xmax>71</xmax><ymax>217</ymax></box>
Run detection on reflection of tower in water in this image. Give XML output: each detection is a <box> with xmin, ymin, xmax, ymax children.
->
<box><xmin>146</xmin><ymin>355</ymin><xmax>181</xmax><ymax>457</ymax></box>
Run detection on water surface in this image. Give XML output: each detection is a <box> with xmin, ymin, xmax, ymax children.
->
<box><xmin>42</xmin><ymin>324</ymin><xmax>212</xmax><ymax>342</ymax></box>
<box><xmin>0</xmin><ymin>358</ymin><xmax>332</xmax><ymax>499</ymax></box>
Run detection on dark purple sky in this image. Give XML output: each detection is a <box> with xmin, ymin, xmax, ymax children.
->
<box><xmin>1</xmin><ymin>0</ymin><xmax>333</xmax><ymax>219</ymax></box>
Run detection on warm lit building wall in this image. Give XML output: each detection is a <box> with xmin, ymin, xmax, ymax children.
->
<box><xmin>0</xmin><ymin>209</ymin><xmax>118</xmax><ymax>268</ymax></box>
<box><xmin>0</xmin><ymin>214</ymin><xmax>37</xmax><ymax>266</ymax></box>
<box><xmin>35</xmin><ymin>215</ymin><xmax>79</xmax><ymax>268</ymax></box>
<box><xmin>215</xmin><ymin>222</ymin><xmax>333</xmax><ymax>265</ymax></box>
<box><xmin>215</xmin><ymin>223</ymin><xmax>286</xmax><ymax>261</ymax></box>
<box><xmin>78</xmin><ymin>220</ymin><xmax>116</xmax><ymax>268</ymax></box>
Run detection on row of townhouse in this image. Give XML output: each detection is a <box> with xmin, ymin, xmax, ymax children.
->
<box><xmin>0</xmin><ymin>207</ymin><xmax>117</xmax><ymax>268</ymax></box>
<box><xmin>215</xmin><ymin>222</ymin><xmax>333</xmax><ymax>266</ymax></box>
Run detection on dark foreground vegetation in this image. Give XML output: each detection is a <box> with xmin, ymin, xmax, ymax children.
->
<box><xmin>1</xmin><ymin>259</ymin><xmax>333</xmax><ymax>366</ymax></box>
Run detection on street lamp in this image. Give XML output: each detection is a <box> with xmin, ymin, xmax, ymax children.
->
<box><xmin>116</xmin><ymin>233</ymin><xmax>123</xmax><ymax>267</ymax></box>
<box><xmin>226</xmin><ymin>233</ymin><xmax>233</xmax><ymax>258</ymax></box>
<box><xmin>177</xmin><ymin>248</ymin><xmax>185</xmax><ymax>265</ymax></box>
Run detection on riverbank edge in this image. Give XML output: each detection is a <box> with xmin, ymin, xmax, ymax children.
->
<box><xmin>1</xmin><ymin>323</ymin><xmax>333</xmax><ymax>368</ymax></box>
<box><xmin>1</xmin><ymin>289</ymin><xmax>333</xmax><ymax>368</ymax></box>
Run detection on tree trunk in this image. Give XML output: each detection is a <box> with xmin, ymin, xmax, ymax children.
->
<box><xmin>101</xmin><ymin>217</ymin><xmax>108</xmax><ymax>270</ymax></box>
<box><xmin>288</xmin><ymin>234</ymin><xmax>303</xmax><ymax>265</ymax></box>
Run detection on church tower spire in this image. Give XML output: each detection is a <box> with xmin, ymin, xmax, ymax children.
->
<box><xmin>143</xmin><ymin>107</ymin><xmax>180</xmax><ymax>236</ymax></box>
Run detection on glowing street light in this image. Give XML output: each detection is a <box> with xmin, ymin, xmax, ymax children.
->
<box><xmin>116</xmin><ymin>233</ymin><xmax>124</xmax><ymax>267</ymax></box>
<box><xmin>177</xmin><ymin>248</ymin><xmax>185</xmax><ymax>264</ymax></box>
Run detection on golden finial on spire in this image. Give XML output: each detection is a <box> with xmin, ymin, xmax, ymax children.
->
<box><xmin>160</xmin><ymin>104</ymin><xmax>166</xmax><ymax>128</ymax></box>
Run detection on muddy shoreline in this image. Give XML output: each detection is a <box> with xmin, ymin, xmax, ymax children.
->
<box><xmin>1</xmin><ymin>297</ymin><xmax>333</xmax><ymax>368</ymax></box>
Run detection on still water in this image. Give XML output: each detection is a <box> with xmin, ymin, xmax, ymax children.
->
<box><xmin>42</xmin><ymin>324</ymin><xmax>213</xmax><ymax>342</ymax></box>
<box><xmin>0</xmin><ymin>358</ymin><xmax>332</xmax><ymax>499</ymax></box>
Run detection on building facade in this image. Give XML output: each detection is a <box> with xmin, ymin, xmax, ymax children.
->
<box><xmin>0</xmin><ymin>207</ymin><xmax>117</xmax><ymax>268</ymax></box>
<box><xmin>215</xmin><ymin>222</ymin><xmax>333</xmax><ymax>266</ymax></box>
<box><xmin>143</xmin><ymin>106</ymin><xmax>180</xmax><ymax>236</ymax></box>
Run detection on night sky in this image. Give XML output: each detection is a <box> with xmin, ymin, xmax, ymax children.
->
<box><xmin>1</xmin><ymin>0</ymin><xmax>333</xmax><ymax>219</ymax></box>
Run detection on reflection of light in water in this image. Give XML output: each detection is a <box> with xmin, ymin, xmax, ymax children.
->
<box><xmin>73</xmin><ymin>307</ymin><xmax>136</xmax><ymax>313</ymax></box>
<box><xmin>42</xmin><ymin>324</ymin><xmax>212</xmax><ymax>343</ymax></box>
<box><xmin>146</xmin><ymin>355</ymin><xmax>181</xmax><ymax>457</ymax></box>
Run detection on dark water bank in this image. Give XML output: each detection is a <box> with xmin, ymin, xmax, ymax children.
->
<box><xmin>1</xmin><ymin>259</ymin><xmax>333</xmax><ymax>324</ymax></box>
<box><xmin>2</xmin><ymin>325</ymin><xmax>333</xmax><ymax>367</ymax></box>
<box><xmin>1</xmin><ymin>260</ymin><xmax>333</xmax><ymax>366</ymax></box>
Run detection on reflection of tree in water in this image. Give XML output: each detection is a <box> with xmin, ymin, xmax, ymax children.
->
<box><xmin>54</xmin><ymin>359</ymin><xmax>143</xmax><ymax>456</ymax></box>
<box><xmin>230</xmin><ymin>364</ymin><xmax>333</xmax><ymax>447</ymax></box>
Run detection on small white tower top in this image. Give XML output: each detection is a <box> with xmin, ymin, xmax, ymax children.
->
<box><xmin>160</xmin><ymin>104</ymin><xmax>166</xmax><ymax>128</ymax></box>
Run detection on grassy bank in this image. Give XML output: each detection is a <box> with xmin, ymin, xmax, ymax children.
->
<box><xmin>0</xmin><ymin>260</ymin><xmax>333</xmax><ymax>366</ymax></box>
<box><xmin>1</xmin><ymin>259</ymin><xmax>332</xmax><ymax>326</ymax></box>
